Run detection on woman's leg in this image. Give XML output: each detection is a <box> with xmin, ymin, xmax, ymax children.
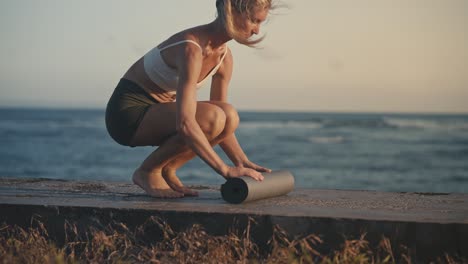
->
<box><xmin>129</xmin><ymin>101</ymin><xmax>227</xmax><ymax>198</ymax></box>
<box><xmin>161</xmin><ymin>101</ymin><xmax>240</xmax><ymax>194</ymax></box>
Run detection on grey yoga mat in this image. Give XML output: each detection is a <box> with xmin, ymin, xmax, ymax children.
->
<box><xmin>221</xmin><ymin>170</ymin><xmax>295</xmax><ymax>204</ymax></box>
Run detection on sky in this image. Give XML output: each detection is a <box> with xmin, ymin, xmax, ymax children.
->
<box><xmin>0</xmin><ymin>0</ymin><xmax>467</xmax><ymax>113</ymax></box>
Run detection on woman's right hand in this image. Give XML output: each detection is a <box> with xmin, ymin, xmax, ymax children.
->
<box><xmin>225</xmin><ymin>166</ymin><xmax>264</xmax><ymax>181</ymax></box>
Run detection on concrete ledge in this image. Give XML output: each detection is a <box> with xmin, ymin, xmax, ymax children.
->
<box><xmin>1</xmin><ymin>177</ymin><xmax>467</xmax><ymax>261</ymax></box>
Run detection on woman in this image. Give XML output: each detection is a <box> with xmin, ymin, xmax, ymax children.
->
<box><xmin>106</xmin><ymin>0</ymin><xmax>275</xmax><ymax>198</ymax></box>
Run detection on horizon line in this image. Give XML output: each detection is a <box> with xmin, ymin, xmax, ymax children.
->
<box><xmin>0</xmin><ymin>105</ymin><xmax>467</xmax><ymax>116</ymax></box>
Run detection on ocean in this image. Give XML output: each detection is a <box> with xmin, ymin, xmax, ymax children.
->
<box><xmin>1</xmin><ymin>108</ymin><xmax>467</xmax><ymax>193</ymax></box>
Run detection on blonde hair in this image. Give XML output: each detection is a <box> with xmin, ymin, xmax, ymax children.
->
<box><xmin>216</xmin><ymin>0</ymin><xmax>275</xmax><ymax>47</ymax></box>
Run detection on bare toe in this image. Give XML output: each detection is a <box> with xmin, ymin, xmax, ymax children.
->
<box><xmin>171</xmin><ymin>186</ymin><xmax>199</xmax><ymax>197</ymax></box>
<box><xmin>150</xmin><ymin>189</ymin><xmax>184</xmax><ymax>198</ymax></box>
<box><xmin>162</xmin><ymin>169</ymin><xmax>199</xmax><ymax>197</ymax></box>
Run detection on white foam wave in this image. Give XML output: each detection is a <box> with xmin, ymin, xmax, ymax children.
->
<box><xmin>239</xmin><ymin>121</ymin><xmax>323</xmax><ymax>130</ymax></box>
<box><xmin>64</xmin><ymin>119</ymin><xmax>104</xmax><ymax>129</ymax></box>
<box><xmin>0</xmin><ymin>118</ymin><xmax>104</xmax><ymax>130</ymax></box>
<box><xmin>308</xmin><ymin>136</ymin><xmax>344</xmax><ymax>144</ymax></box>
<box><xmin>383</xmin><ymin>117</ymin><xmax>468</xmax><ymax>131</ymax></box>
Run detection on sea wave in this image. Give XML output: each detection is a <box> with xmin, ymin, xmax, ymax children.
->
<box><xmin>239</xmin><ymin>121</ymin><xmax>323</xmax><ymax>130</ymax></box>
<box><xmin>0</xmin><ymin>118</ymin><xmax>104</xmax><ymax>131</ymax></box>
<box><xmin>322</xmin><ymin>119</ymin><xmax>389</xmax><ymax>129</ymax></box>
<box><xmin>239</xmin><ymin>117</ymin><xmax>468</xmax><ymax>131</ymax></box>
<box><xmin>383</xmin><ymin>117</ymin><xmax>468</xmax><ymax>131</ymax></box>
<box><xmin>308</xmin><ymin>136</ymin><xmax>345</xmax><ymax>144</ymax></box>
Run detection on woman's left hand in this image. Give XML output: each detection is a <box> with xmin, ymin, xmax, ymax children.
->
<box><xmin>241</xmin><ymin>160</ymin><xmax>272</xmax><ymax>173</ymax></box>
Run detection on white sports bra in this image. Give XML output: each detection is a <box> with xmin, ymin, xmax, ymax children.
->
<box><xmin>143</xmin><ymin>40</ymin><xmax>228</xmax><ymax>95</ymax></box>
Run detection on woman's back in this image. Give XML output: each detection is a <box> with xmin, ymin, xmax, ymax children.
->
<box><xmin>123</xmin><ymin>27</ymin><xmax>228</xmax><ymax>103</ymax></box>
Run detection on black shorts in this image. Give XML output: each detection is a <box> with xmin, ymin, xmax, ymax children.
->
<box><xmin>105</xmin><ymin>78</ymin><xmax>159</xmax><ymax>146</ymax></box>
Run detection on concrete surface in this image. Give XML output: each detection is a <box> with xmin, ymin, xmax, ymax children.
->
<box><xmin>0</xmin><ymin>177</ymin><xmax>467</xmax><ymax>261</ymax></box>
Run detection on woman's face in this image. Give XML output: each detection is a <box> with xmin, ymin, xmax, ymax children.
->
<box><xmin>235</xmin><ymin>6</ymin><xmax>269</xmax><ymax>38</ymax></box>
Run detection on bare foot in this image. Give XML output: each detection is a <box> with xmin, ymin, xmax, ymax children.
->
<box><xmin>162</xmin><ymin>168</ymin><xmax>199</xmax><ymax>197</ymax></box>
<box><xmin>132</xmin><ymin>168</ymin><xmax>184</xmax><ymax>198</ymax></box>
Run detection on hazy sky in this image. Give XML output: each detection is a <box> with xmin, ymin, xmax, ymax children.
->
<box><xmin>1</xmin><ymin>0</ymin><xmax>467</xmax><ymax>113</ymax></box>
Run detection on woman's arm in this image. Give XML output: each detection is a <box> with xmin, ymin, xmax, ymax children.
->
<box><xmin>175</xmin><ymin>44</ymin><xmax>265</xmax><ymax>180</ymax></box>
<box><xmin>210</xmin><ymin>48</ymin><xmax>271</xmax><ymax>172</ymax></box>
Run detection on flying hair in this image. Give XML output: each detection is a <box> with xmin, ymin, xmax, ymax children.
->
<box><xmin>216</xmin><ymin>0</ymin><xmax>278</xmax><ymax>47</ymax></box>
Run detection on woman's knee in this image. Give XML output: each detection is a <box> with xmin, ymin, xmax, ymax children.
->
<box><xmin>210</xmin><ymin>102</ymin><xmax>240</xmax><ymax>135</ymax></box>
<box><xmin>197</xmin><ymin>104</ymin><xmax>226</xmax><ymax>139</ymax></box>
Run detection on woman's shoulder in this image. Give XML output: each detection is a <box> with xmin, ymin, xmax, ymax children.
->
<box><xmin>217</xmin><ymin>46</ymin><xmax>233</xmax><ymax>75</ymax></box>
<box><xmin>157</xmin><ymin>31</ymin><xmax>203</xmax><ymax>59</ymax></box>
<box><xmin>221</xmin><ymin>45</ymin><xmax>232</xmax><ymax>64</ymax></box>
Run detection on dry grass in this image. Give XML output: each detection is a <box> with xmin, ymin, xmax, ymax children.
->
<box><xmin>0</xmin><ymin>217</ymin><xmax>465</xmax><ymax>264</ymax></box>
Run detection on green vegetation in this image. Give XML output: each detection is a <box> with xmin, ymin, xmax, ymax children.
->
<box><xmin>0</xmin><ymin>217</ymin><xmax>464</xmax><ymax>264</ymax></box>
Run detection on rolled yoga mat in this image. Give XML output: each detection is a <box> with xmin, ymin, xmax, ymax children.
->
<box><xmin>221</xmin><ymin>170</ymin><xmax>295</xmax><ymax>204</ymax></box>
